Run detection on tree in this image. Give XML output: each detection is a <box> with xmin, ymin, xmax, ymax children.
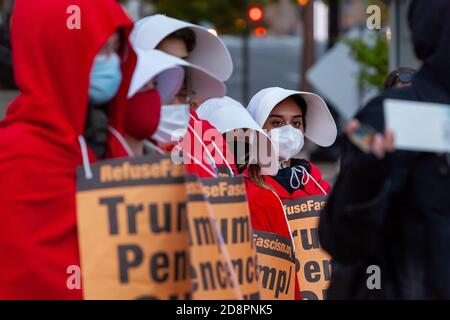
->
<box><xmin>346</xmin><ymin>32</ymin><xmax>389</xmax><ymax>91</ymax></box>
<box><xmin>144</xmin><ymin>0</ymin><xmax>276</xmax><ymax>34</ymax></box>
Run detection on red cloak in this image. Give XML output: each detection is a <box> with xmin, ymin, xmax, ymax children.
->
<box><xmin>0</xmin><ymin>0</ymin><xmax>135</xmax><ymax>299</ymax></box>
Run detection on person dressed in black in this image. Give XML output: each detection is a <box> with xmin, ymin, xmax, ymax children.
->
<box><xmin>384</xmin><ymin>67</ymin><xmax>416</xmax><ymax>91</ymax></box>
<box><xmin>319</xmin><ymin>0</ymin><xmax>450</xmax><ymax>300</ymax></box>
<box><xmin>0</xmin><ymin>24</ymin><xmax>16</xmax><ymax>90</ymax></box>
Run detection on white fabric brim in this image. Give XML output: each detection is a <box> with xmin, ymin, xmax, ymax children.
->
<box><xmin>254</xmin><ymin>88</ymin><xmax>337</xmax><ymax>147</ymax></box>
<box><xmin>197</xmin><ymin>97</ymin><xmax>263</xmax><ymax>134</ymax></box>
<box><xmin>197</xmin><ymin>97</ymin><xmax>279</xmax><ymax>175</ymax></box>
<box><xmin>128</xmin><ymin>49</ymin><xmax>226</xmax><ymax>102</ymax></box>
<box><xmin>128</xmin><ymin>49</ymin><xmax>184</xmax><ymax>100</ymax></box>
<box><xmin>181</xmin><ymin>63</ymin><xmax>227</xmax><ymax>101</ymax></box>
<box><xmin>131</xmin><ymin>14</ymin><xmax>233</xmax><ymax>81</ymax></box>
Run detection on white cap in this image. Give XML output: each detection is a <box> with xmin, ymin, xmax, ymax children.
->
<box><xmin>247</xmin><ymin>87</ymin><xmax>337</xmax><ymax>147</ymax></box>
<box><xmin>197</xmin><ymin>96</ymin><xmax>262</xmax><ymax>134</ymax></box>
<box><xmin>131</xmin><ymin>14</ymin><xmax>233</xmax><ymax>81</ymax></box>
<box><xmin>128</xmin><ymin>48</ymin><xmax>226</xmax><ymax>102</ymax></box>
<box><xmin>197</xmin><ymin>96</ymin><xmax>279</xmax><ymax>175</ymax></box>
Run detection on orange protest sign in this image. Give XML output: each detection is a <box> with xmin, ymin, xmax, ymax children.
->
<box><xmin>76</xmin><ymin>155</ymin><xmax>191</xmax><ymax>300</ymax></box>
<box><xmin>254</xmin><ymin>230</ymin><xmax>296</xmax><ymax>300</ymax></box>
<box><xmin>185</xmin><ymin>175</ymin><xmax>260</xmax><ymax>300</ymax></box>
<box><xmin>283</xmin><ymin>196</ymin><xmax>332</xmax><ymax>300</ymax></box>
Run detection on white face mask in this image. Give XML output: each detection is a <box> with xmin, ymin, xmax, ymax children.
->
<box><xmin>269</xmin><ymin>125</ymin><xmax>305</xmax><ymax>162</ymax></box>
<box><xmin>151</xmin><ymin>104</ymin><xmax>190</xmax><ymax>144</ymax></box>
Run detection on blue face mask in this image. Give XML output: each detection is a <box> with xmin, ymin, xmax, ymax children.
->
<box><xmin>89</xmin><ymin>53</ymin><xmax>122</xmax><ymax>105</ymax></box>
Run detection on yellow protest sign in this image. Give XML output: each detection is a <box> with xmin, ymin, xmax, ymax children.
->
<box><xmin>253</xmin><ymin>230</ymin><xmax>296</xmax><ymax>300</ymax></box>
<box><xmin>76</xmin><ymin>155</ymin><xmax>191</xmax><ymax>300</ymax></box>
<box><xmin>283</xmin><ymin>196</ymin><xmax>332</xmax><ymax>300</ymax></box>
<box><xmin>185</xmin><ymin>175</ymin><xmax>260</xmax><ymax>300</ymax></box>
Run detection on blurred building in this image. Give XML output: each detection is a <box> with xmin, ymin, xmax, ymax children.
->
<box><xmin>336</xmin><ymin>0</ymin><xmax>420</xmax><ymax>70</ymax></box>
<box><xmin>123</xmin><ymin>0</ymin><xmax>155</xmax><ymax>21</ymax></box>
<box><xmin>388</xmin><ymin>0</ymin><xmax>420</xmax><ymax>70</ymax></box>
<box><xmin>340</xmin><ymin>0</ymin><xmax>366</xmax><ymax>31</ymax></box>
<box><xmin>263</xmin><ymin>0</ymin><xmax>328</xmax><ymax>43</ymax></box>
<box><xmin>0</xmin><ymin>0</ymin><xmax>423</xmax><ymax>96</ymax></box>
<box><xmin>265</xmin><ymin>0</ymin><xmax>300</xmax><ymax>36</ymax></box>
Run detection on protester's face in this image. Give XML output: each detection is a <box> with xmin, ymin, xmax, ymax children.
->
<box><xmin>225</xmin><ymin>129</ymin><xmax>251</xmax><ymax>174</ymax></box>
<box><xmin>158</xmin><ymin>38</ymin><xmax>194</xmax><ymax>105</ymax></box>
<box><xmin>167</xmin><ymin>68</ymin><xmax>199</xmax><ymax>106</ymax></box>
<box><xmin>99</xmin><ymin>32</ymin><xmax>121</xmax><ymax>56</ymax></box>
<box><xmin>189</xmin><ymin>98</ymin><xmax>205</xmax><ymax>110</ymax></box>
<box><xmin>263</xmin><ymin>97</ymin><xmax>305</xmax><ymax>132</ymax></box>
<box><xmin>157</xmin><ymin>37</ymin><xmax>189</xmax><ymax>59</ymax></box>
<box><xmin>138</xmin><ymin>79</ymin><xmax>156</xmax><ymax>93</ymax></box>
<box><xmin>88</xmin><ymin>32</ymin><xmax>123</xmax><ymax>105</ymax></box>
<box><xmin>170</xmin><ymin>71</ymin><xmax>192</xmax><ymax>105</ymax></box>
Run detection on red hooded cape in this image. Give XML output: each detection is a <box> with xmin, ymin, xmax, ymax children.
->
<box><xmin>0</xmin><ymin>0</ymin><xmax>135</xmax><ymax>299</ymax></box>
<box><xmin>181</xmin><ymin>109</ymin><xmax>238</xmax><ymax>178</ymax></box>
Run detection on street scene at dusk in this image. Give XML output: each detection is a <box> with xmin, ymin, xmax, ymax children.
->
<box><xmin>0</xmin><ymin>0</ymin><xmax>449</xmax><ymax>309</ymax></box>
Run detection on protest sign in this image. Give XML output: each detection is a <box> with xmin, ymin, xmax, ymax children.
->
<box><xmin>283</xmin><ymin>196</ymin><xmax>332</xmax><ymax>300</ymax></box>
<box><xmin>254</xmin><ymin>230</ymin><xmax>296</xmax><ymax>300</ymax></box>
<box><xmin>76</xmin><ymin>155</ymin><xmax>191</xmax><ymax>300</ymax></box>
<box><xmin>185</xmin><ymin>175</ymin><xmax>260</xmax><ymax>300</ymax></box>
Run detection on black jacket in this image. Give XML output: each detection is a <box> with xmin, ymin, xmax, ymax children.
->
<box><xmin>0</xmin><ymin>25</ymin><xmax>16</xmax><ymax>90</ymax></box>
<box><xmin>319</xmin><ymin>0</ymin><xmax>450</xmax><ymax>300</ymax></box>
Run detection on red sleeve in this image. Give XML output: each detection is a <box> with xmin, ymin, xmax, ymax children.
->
<box><xmin>199</xmin><ymin>119</ymin><xmax>238</xmax><ymax>176</ymax></box>
<box><xmin>180</xmin><ymin>112</ymin><xmax>238</xmax><ymax>178</ymax></box>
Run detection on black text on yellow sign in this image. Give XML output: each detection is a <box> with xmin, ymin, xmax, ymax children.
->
<box><xmin>185</xmin><ymin>175</ymin><xmax>260</xmax><ymax>300</ymax></box>
<box><xmin>254</xmin><ymin>230</ymin><xmax>296</xmax><ymax>300</ymax></box>
<box><xmin>76</xmin><ymin>155</ymin><xmax>191</xmax><ymax>300</ymax></box>
<box><xmin>283</xmin><ymin>196</ymin><xmax>332</xmax><ymax>300</ymax></box>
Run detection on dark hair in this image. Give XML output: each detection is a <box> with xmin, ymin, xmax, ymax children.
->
<box><xmin>163</xmin><ymin>28</ymin><xmax>197</xmax><ymax>53</ymax></box>
<box><xmin>291</xmin><ymin>94</ymin><xmax>307</xmax><ymax>130</ymax></box>
<box><xmin>247</xmin><ymin>164</ymin><xmax>274</xmax><ymax>191</ymax></box>
<box><xmin>248</xmin><ymin>94</ymin><xmax>308</xmax><ymax>190</ymax></box>
<box><xmin>0</xmin><ymin>25</ymin><xmax>16</xmax><ymax>90</ymax></box>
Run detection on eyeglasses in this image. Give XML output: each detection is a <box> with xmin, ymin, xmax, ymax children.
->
<box><xmin>387</xmin><ymin>71</ymin><xmax>414</xmax><ymax>90</ymax></box>
<box><xmin>396</xmin><ymin>71</ymin><xmax>414</xmax><ymax>84</ymax></box>
<box><xmin>176</xmin><ymin>68</ymin><xmax>196</xmax><ymax>103</ymax></box>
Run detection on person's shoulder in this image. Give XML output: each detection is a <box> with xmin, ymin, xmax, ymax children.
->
<box><xmin>306</xmin><ymin>160</ymin><xmax>320</xmax><ymax>173</ymax></box>
<box><xmin>304</xmin><ymin>160</ymin><xmax>331</xmax><ymax>193</ymax></box>
<box><xmin>306</xmin><ymin>160</ymin><xmax>326</xmax><ymax>180</ymax></box>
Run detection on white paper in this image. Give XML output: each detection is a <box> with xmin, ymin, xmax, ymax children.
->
<box><xmin>384</xmin><ymin>99</ymin><xmax>450</xmax><ymax>153</ymax></box>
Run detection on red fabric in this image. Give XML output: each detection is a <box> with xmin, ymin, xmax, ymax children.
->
<box><xmin>0</xmin><ymin>0</ymin><xmax>134</xmax><ymax>299</ymax></box>
<box><xmin>244</xmin><ymin>178</ymin><xmax>301</xmax><ymax>300</ymax></box>
<box><xmin>265</xmin><ymin>162</ymin><xmax>331</xmax><ymax>200</ymax></box>
<box><xmin>105</xmin><ymin>28</ymin><xmax>138</xmax><ymax>159</ymax></box>
<box><xmin>180</xmin><ymin>109</ymin><xmax>238</xmax><ymax>178</ymax></box>
<box><xmin>250</xmin><ymin>161</ymin><xmax>329</xmax><ymax>300</ymax></box>
<box><xmin>124</xmin><ymin>89</ymin><xmax>161</xmax><ymax>140</ymax></box>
